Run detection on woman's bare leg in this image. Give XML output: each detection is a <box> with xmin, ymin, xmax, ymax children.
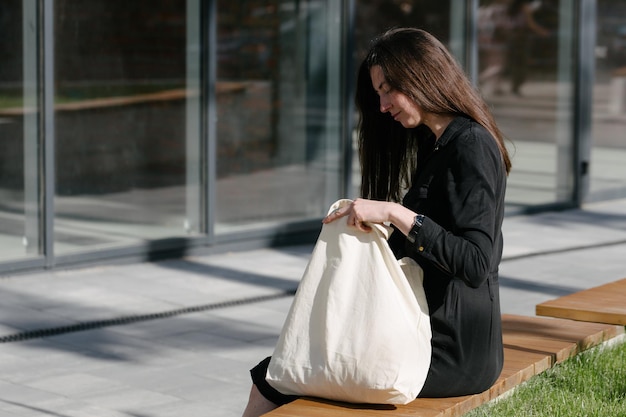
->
<box><xmin>241</xmin><ymin>384</ymin><xmax>279</xmax><ymax>417</ymax></box>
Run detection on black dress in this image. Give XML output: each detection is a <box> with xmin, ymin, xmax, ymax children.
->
<box><xmin>250</xmin><ymin>116</ymin><xmax>505</xmax><ymax>402</ymax></box>
<box><xmin>389</xmin><ymin>116</ymin><xmax>505</xmax><ymax>397</ymax></box>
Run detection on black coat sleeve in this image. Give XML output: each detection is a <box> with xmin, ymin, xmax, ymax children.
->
<box><xmin>404</xmin><ymin>121</ymin><xmax>506</xmax><ymax>289</ymax></box>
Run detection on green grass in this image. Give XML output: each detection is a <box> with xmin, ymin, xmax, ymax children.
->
<box><xmin>465</xmin><ymin>336</ymin><xmax>626</xmax><ymax>417</ymax></box>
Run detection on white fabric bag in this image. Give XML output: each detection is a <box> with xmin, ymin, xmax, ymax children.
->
<box><xmin>266</xmin><ymin>199</ymin><xmax>432</xmax><ymax>405</ymax></box>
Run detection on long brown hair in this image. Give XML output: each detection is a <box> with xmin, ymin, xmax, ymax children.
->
<box><xmin>356</xmin><ymin>28</ymin><xmax>511</xmax><ymax>202</ymax></box>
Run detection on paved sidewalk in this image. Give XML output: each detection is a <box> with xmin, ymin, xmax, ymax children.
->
<box><xmin>1</xmin><ymin>198</ymin><xmax>626</xmax><ymax>417</ymax></box>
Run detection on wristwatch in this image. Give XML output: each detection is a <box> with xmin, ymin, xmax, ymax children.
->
<box><xmin>407</xmin><ymin>214</ymin><xmax>425</xmax><ymax>244</ymax></box>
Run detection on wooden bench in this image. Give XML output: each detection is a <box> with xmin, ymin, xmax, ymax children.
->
<box><xmin>536</xmin><ymin>277</ymin><xmax>626</xmax><ymax>325</ymax></box>
<box><xmin>264</xmin><ymin>314</ymin><xmax>624</xmax><ymax>417</ymax></box>
<box><xmin>0</xmin><ymin>82</ymin><xmax>248</xmax><ymax>117</ymax></box>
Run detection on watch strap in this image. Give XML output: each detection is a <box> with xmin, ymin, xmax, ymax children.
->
<box><xmin>407</xmin><ymin>214</ymin><xmax>424</xmax><ymax>244</ymax></box>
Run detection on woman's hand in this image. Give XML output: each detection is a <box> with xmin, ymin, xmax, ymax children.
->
<box><xmin>322</xmin><ymin>199</ymin><xmax>393</xmax><ymax>233</ymax></box>
<box><xmin>322</xmin><ymin>199</ymin><xmax>419</xmax><ymax>236</ymax></box>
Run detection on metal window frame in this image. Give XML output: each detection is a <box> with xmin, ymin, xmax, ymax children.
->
<box><xmin>204</xmin><ymin>0</ymin><xmax>217</xmax><ymax>241</ymax></box>
<box><xmin>573</xmin><ymin>0</ymin><xmax>596</xmax><ymax>206</ymax></box>
<box><xmin>342</xmin><ymin>0</ymin><xmax>356</xmax><ymax>197</ymax></box>
<box><xmin>42</xmin><ymin>0</ymin><xmax>55</xmax><ymax>268</ymax></box>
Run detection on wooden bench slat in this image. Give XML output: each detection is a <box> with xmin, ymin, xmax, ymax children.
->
<box><xmin>264</xmin><ymin>315</ymin><xmax>623</xmax><ymax>417</ymax></box>
<box><xmin>536</xmin><ymin>278</ymin><xmax>626</xmax><ymax>325</ymax></box>
<box><xmin>267</xmin><ymin>398</ymin><xmax>418</xmax><ymax>417</ymax></box>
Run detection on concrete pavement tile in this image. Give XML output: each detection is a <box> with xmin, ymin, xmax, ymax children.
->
<box><xmin>118</xmin><ymin>259</ymin><xmax>281</xmax><ymax>295</ymax></box>
<box><xmin>500</xmin><ymin>245</ymin><xmax>626</xmax><ymax>288</ymax></box>
<box><xmin>0</xmin><ymin>380</ymin><xmax>65</xmax><ymax>411</ymax></box>
<box><xmin>0</xmin><ymin>287</ymin><xmax>66</xmax><ymax>311</ymax></box>
<box><xmin>55</xmin><ymin>403</ymin><xmax>131</xmax><ymax>417</ymax></box>
<box><xmin>105</xmin><ymin>262</ymin><xmax>171</xmax><ymax>280</ymax></box>
<box><xmin>150</xmin><ymin>330</ymin><xmax>274</xmax><ymax>365</ymax></box>
<box><xmin>0</xmin><ymin>408</ymin><xmax>24</xmax><ymax>417</ymax></box>
<box><xmin>211</xmin><ymin>338</ymin><xmax>277</xmax><ymax>364</ymax></box>
<box><xmin>39</xmin><ymin>289</ymin><xmax>180</xmax><ymax>319</ymax></box>
<box><xmin>89</xmin><ymin>271</ymin><xmax>233</xmax><ymax>306</ymax></box>
<box><xmin>26</xmin><ymin>373</ymin><xmax>126</xmax><ymax>398</ymax></box>
<box><xmin>110</xmin><ymin>306</ymin><xmax>284</xmax><ymax>349</ymax></box>
<box><xmin>502</xmin><ymin>209</ymin><xmax>626</xmax><ymax>258</ymax></box>
<box><xmin>156</xmin><ymin>319</ymin><xmax>278</xmax><ymax>352</ymax></box>
<box><xmin>201</xmin><ymin>313</ymin><xmax>283</xmax><ymax>343</ymax></box>
<box><xmin>165</xmin><ymin>256</ymin><xmax>303</xmax><ymax>291</ymax></box>
<box><xmin>91</xmin><ymin>364</ymin><xmax>210</xmax><ymax>395</ymax></box>
<box><xmin>167</xmin><ymin>353</ymin><xmax>252</xmax><ymax>381</ymax></box>
<box><xmin>498</xmin><ymin>243</ymin><xmax>626</xmax><ymax>316</ymax></box>
<box><xmin>551</xmin><ymin>245</ymin><xmax>626</xmax><ymax>281</ymax></box>
<box><xmin>252</xmin><ymin>296</ymin><xmax>296</xmax><ymax>313</ymax></box>
<box><xmin>205</xmin><ymin>375</ymin><xmax>251</xmax><ymax>416</ymax></box>
<box><xmin>211</xmin><ymin>364</ymin><xmax>253</xmax><ymax>388</ymax></box>
<box><xmin>0</xmin><ymin>397</ymin><xmax>67</xmax><ymax>417</ymax></box>
<box><xmin>0</xmin><ymin>338</ymin><xmax>98</xmax><ymax>360</ymax></box>
<box><xmin>189</xmin><ymin>246</ymin><xmax>310</xmax><ymax>278</ymax></box>
<box><xmin>86</xmin><ymin>361</ymin><xmax>166</xmax><ymax>385</ymax></box>
<box><xmin>0</xmin><ymin>347</ymin><xmax>111</xmax><ymax>386</ymax></box>
<box><xmin>207</xmin><ymin>302</ymin><xmax>290</xmax><ymax>329</ymax></box>
<box><xmin>0</xmin><ymin>323</ymin><xmax>27</xmax><ymax>337</ymax></box>
<box><xmin>104</xmin><ymin>314</ymin><xmax>214</xmax><ymax>340</ymax></box>
<box><xmin>154</xmin><ymin>330</ymin><xmax>242</xmax><ymax>353</ymax></box>
<box><xmin>0</xmin><ymin>304</ymin><xmax>79</xmax><ymax>337</ymax></box>
<box><xmin>0</xmin><ymin>351</ymin><xmax>31</xmax><ymax>374</ymax></box>
<box><xmin>43</xmin><ymin>327</ymin><xmax>196</xmax><ymax>365</ymax></box>
<box><xmin>160</xmin><ymin>378</ymin><xmax>215</xmax><ymax>402</ymax></box>
<box><xmin>80</xmin><ymin>387</ymin><xmax>180</xmax><ymax>413</ymax></box>
<box><xmin>2</xmin><ymin>394</ymin><xmax>129</xmax><ymax>417</ymax></box>
<box><xmin>141</xmin><ymin>400</ymin><xmax>215</xmax><ymax>417</ymax></box>
<box><xmin>120</xmin><ymin>283</ymin><xmax>226</xmax><ymax>307</ymax></box>
<box><xmin>210</xmin><ymin>406</ymin><xmax>247</xmax><ymax>417</ymax></box>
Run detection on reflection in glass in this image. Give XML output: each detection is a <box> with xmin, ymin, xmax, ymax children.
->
<box><xmin>0</xmin><ymin>1</ymin><xmax>41</xmax><ymax>261</ymax></box>
<box><xmin>354</xmin><ymin>1</ymin><xmax>451</xmax><ymax>63</ymax></box>
<box><xmin>53</xmin><ymin>1</ymin><xmax>202</xmax><ymax>254</ymax></box>
<box><xmin>590</xmin><ymin>1</ymin><xmax>626</xmax><ymax>201</ymax></box>
<box><xmin>215</xmin><ymin>1</ymin><xmax>343</xmax><ymax>233</ymax></box>
<box><xmin>478</xmin><ymin>0</ymin><xmax>575</xmax><ymax>210</ymax></box>
<box><xmin>352</xmin><ymin>1</ymin><xmax>453</xmax><ymax>197</ymax></box>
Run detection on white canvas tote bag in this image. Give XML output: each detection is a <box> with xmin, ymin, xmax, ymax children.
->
<box><xmin>266</xmin><ymin>199</ymin><xmax>432</xmax><ymax>405</ymax></box>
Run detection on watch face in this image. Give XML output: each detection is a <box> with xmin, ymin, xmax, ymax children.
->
<box><xmin>416</xmin><ymin>214</ymin><xmax>424</xmax><ymax>227</ymax></box>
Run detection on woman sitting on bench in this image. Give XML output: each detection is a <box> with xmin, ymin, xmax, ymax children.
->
<box><xmin>242</xmin><ymin>27</ymin><xmax>512</xmax><ymax>417</ymax></box>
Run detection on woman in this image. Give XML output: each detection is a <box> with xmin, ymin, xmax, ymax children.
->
<box><xmin>242</xmin><ymin>28</ymin><xmax>511</xmax><ymax>416</ymax></box>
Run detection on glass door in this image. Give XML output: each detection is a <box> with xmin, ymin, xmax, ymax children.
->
<box><xmin>52</xmin><ymin>0</ymin><xmax>203</xmax><ymax>256</ymax></box>
<box><xmin>0</xmin><ymin>1</ymin><xmax>43</xmax><ymax>263</ymax></box>
<box><xmin>353</xmin><ymin>0</ymin><xmax>580</xmax><ymax>213</ymax></box>
<box><xmin>478</xmin><ymin>0</ymin><xmax>577</xmax><ymax>211</ymax></box>
<box><xmin>590</xmin><ymin>0</ymin><xmax>626</xmax><ymax>202</ymax></box>
<box><xmin>214</xmin><ymin>0</ymin><xmax>344</xmax><ymax>235</ymax></box>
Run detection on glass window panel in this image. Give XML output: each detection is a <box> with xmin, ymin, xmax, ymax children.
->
<box><xmin>215</xmin><ymin>0</ymin><xmax>343</xmax><ymax>234</ymax></box>
<box><xmin>478</xmin><ymin>0</ymin><xmax>576</xmax><ymax>210</ymax></box>
<box><xmin>0</xmin><ymin>1</ymin><xmax>42</xmax><ymax>262</ymax></box>
<box><xmin>53</xmin><ymin>0</ymin><xmax>202</xmax><ymax>254</ymax></box>
<box><xmin>355</xmin><ymin>1</ymin><xmax>452</xmax><ymax>62</ymax></box>
<box><xmin>352</xmin><ymin>1</ymin><xmax>454</xmax><ymax>196</ymax></box>
<box><xmin>590</xmin><ymin>1</ymin><xmax>626</xmax><ymax>201</ymax></box>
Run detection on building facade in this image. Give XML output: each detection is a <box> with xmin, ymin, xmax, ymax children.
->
<box><xmin>1</xmin><ymin>0</ymin><xmax>626</xmax><ymax>273</ymax></box>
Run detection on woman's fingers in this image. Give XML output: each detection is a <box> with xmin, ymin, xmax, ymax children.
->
<box><xmin>322</xmin><ymin>206</ymin><xmax>348</xmax><ymax>224</ymax></box>
<box><xmin>321</xmin><ymin>200</ymin><xmax>373</xmax><ymax>233</ymax></box>
<box><xmin>353</xmin><ymin>219</ymin><xmax>372</xmax><ymax>232</ymax></box>
<box><xmin>347</xmin><ymin>210</ymin><xmax>373</xmax><ymax>233</ymax></box>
